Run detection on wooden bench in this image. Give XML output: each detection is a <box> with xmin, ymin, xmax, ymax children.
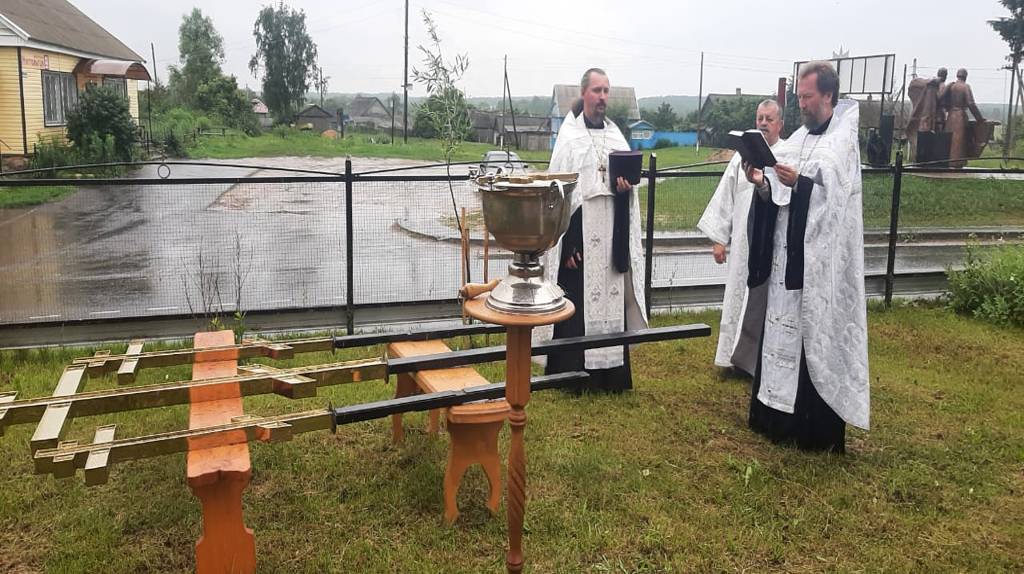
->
<box><xmin>388</xmin><ymin>339</ymin><xmax>510</xmax><ymax>523</ymax></box>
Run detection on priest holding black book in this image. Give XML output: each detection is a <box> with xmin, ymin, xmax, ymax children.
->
<box><xmin>536</xmin><ymin>68</ymin><xmax>647</xmax><ymax>393</ymax></box>
<box><xmin>698</xmin><ymin>99</ymin><xmax>786</xmax><ymax>376</ymax></box>
<box><xmin>739</xmin><ymin>61</ymin><xmax>870</xmax><ymax>452</ymax></box>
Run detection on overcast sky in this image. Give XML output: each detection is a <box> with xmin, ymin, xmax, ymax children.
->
<box><xmin>75</xmin><ymin>0</ymin><xmax>1015</xmax><ymax>103</ymax></box>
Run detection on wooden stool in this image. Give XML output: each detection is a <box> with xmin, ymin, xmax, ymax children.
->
<box><xmin>188</xmin><ymin>330</ymin><xmax>256</xmax><ymax>574</ymax></box>
<box><xmin>388</xmin><ymin>339</ymin><xmax>509</xmax><ymax>523</ymax></box>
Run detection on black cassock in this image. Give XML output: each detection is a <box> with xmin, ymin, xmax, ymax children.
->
<box><xmin>741</xmin><ymin>118</ymin><xmax>846</xmax><ymax>453</ymax></box>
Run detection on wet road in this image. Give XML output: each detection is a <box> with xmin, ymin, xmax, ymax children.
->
<box><xmin>0</xmin><ymin>158</ymin><xmax>1010</xmax><ymax>325</ymax></box>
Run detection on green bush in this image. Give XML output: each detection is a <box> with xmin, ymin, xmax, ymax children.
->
<box><xmin>65</xmin><ymin>85</ymin><xmax>137</xmax><ymax>162</ymax></box>
<box><xmin>272</xmin><ymin>125</ymin><xmax>291</xmax><ymax>139</ymax></box>
<box><xmin>947</xmin><ymin>242</ymin><xmax>1024</xmax><ymax>328</ymax></box>
<box><xmin>163</xmin><ymin>132</ymin><xmax>186</xmax><ymax>157</ymax></box>
<box><xmin>29</xmin><ymin>136</ymin><xmax>124</xmax><ymax>177</ymax></box>
<box><xmin>653</xmin><ymin>138</ymin><xmax>677</xmax><ymax>149</ymax></box>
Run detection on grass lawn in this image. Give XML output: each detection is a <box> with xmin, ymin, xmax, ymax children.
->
<box><xmin>190</xmin><ymin>132</ymin><xmax>552</xmax><ymax>164</ymax></box>
<box><xmin>0</xmin><ymin>304</ymin><xmax>1022</xmax><ymax>572</ymax></box>
<box><xmin>0</xmin><ymin>185</ymin><xmax>75</xmax><ymax>209</ymax></box>
<box><xmin>641</xmin><ymin>172</ymin><xmax>1024</xmax><ymax>232</ymax></box>
<box><xmin>189</xmin><ymin>131</ymin><xmax>720</xmax><ymax>170</ymax></box>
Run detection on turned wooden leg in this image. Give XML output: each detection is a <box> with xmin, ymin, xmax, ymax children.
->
<box><xmin>391</xmin><ymin>373</ymin><xmax>416</xmax><ymax>444</ymax></box>
<box><xmin>505</xmin><ymin>325</ymin><xmax>532</xmax><ymax>574</ymax></box>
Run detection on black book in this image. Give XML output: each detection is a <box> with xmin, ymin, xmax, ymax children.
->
<box><xmin>726</xmin><ymin>129</ymin><xmax>776</xmax><ymax>170</ymax></box>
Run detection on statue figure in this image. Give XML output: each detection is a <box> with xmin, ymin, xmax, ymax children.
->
<box><xmin>907</xmin><ymin>68</ymin><xmax>948</xmax><ymax>133</ymax></box>
<box><xmin>906</xmin><ymin>68</ymin><xmax>948</xmax><ymax>162</ymax></box>
<box><xmin>942</xmin><ymin>68</ymin><xmax>985</xmax><ymax>168</ymax></box>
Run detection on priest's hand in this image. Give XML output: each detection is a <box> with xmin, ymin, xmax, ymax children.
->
<box><xmin>775</xmin><ymin>163</ymin><xmax>798</xmax><ymax>187</ymax></box>
<box><xmin>565</xmin><ymin>249</ymin><xmax>583</xmax><ymax>269</ymax></box>
<box><xmin>615</xmin><ymin>176</ymin><xmax>631</xmax><ymax>194</ymax></box>
<box><xmin>741</xmin><ymin>161</ymin><xmax>764</xmax><ymax>187</ymax></box>
<box><xmin>712</xmin><ymin>243</ymin><xmax>727</xmax><ymax>264</ymax></box>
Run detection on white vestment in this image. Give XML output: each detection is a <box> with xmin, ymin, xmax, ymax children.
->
<box><xmin>756</xmin><ymin>99</ymin><xmax>870</xmax><ymax>430</ymax></box>
<box><xmin>534</xmin><ymin>111</ymin><xmax>648</xmax><ymax>369</ymax></box>
<box><xmin>697</xmin><ymin>139</ymin><xmax>785</xmax><ymax>370</ymax></box>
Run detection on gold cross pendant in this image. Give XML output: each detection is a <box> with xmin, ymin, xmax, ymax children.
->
<box><xmin>598</xmin><ymin>164</ymin><xmax>607</xmax><ymax>184</ymax></box>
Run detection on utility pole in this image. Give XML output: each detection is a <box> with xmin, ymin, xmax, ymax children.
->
<box><xmin>500</xmin><ymin>56</ymin><xmax>507</xmax><ymax>148</ymax></box>
<box><xmin>148</xmin><ymin>42</ymin><xmax>157</xmax><ymax>150</ymax></box>
<box><xmin>391</xmin><ymin>94</ymin><xmax>396</xmax><ymax>145</ymax></box>
<box><xmin>1006</xmin><ymin>61</ymin><xmax>1017</xmax><ymax>159</ymax></box>
<box><xmin>403</xmin><ymin>0</ymin><xmax>409</xmax><ymax>143</ymax></box>
<box><xmin>505</xmin><ymin>56</ymin><xmax>520</xmax><ymax>150</ymax></box>
<box><xmin>696</xmin><ymin>51</ymin><xmax>704</xmax><ymax>153</ymax></box>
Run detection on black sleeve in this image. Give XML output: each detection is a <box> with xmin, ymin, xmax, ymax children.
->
<box><xmin>784</xmin><ymin>175</ymin><xmax>814</xmax><ymax>290</ymax></box>
<box><xmin>612</xmin><ymin>189</ymin><xmax>630</xmax><ymax>273</ymax></box>
<box><xmin>746</xmin><ymin>180</ymin><xmax>778</xmax><ymax>288</ymax></box>
<box><xmin>559</xmin><ymin>206</ymin><xmax>584</xmax><ymax>271</ymax></box>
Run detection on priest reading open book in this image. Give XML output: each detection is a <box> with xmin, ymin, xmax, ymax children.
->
<box><xmin>727</xmin><ymin>129</ymin><xmax>777</xmax><ymax>170</ymax></box>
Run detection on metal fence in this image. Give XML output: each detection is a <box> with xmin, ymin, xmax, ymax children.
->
<box><xmin>1</xmin><ymin>154</ymin><xmax>1022</xmax><ymax>340</ymax></box>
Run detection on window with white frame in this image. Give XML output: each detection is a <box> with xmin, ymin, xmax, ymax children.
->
<box><xmin>42</xmin><ymin>71</ymin><xmax>79</xmax><ymax>127</ymax></box>
<box><xmin>102</xmin><ymin>77</ymin><xmax>127</xmax><ymax>100</ymax></box>
<box><xmin>631</xmin><ymin>129</ymin><xmax>653</xmax><ymax>140</ymax></box>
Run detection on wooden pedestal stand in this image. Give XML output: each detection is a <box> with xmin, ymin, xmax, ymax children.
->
<box><xmin>463</xmin><ymin>294</ymin><xmax>574</xmax><ymax>574</ymax></box>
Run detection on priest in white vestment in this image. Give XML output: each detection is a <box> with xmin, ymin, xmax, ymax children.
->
<box><xmin>698</xmin><ymin>99</ymin><xmax>786</xmax><ymax>375</ymax></box>
<box><xmin>536</xmin><ymin>68</ymin><xmax>648</xmax><ymax>392</ymax></box>
<box><xmin>740</xmin><ymin>61</ymin><xmax>869</xmax><ymax>452</ymax></box>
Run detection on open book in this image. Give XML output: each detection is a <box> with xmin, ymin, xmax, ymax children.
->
<box><xmin>726</xmin><ymin>129</ymin><xmax>776</xmax><ymax>170</ymax></box>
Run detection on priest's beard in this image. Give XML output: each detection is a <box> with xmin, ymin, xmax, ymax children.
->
<box><xmin>801</xmin><ymin>111</ymin><xmax>823</xmax><ymax>131</ymax></box>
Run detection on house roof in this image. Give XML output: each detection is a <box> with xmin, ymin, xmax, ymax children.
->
<box><xmin>551</xmin><ymin>84</ymin><xmax>640</xmax><ymax>121</ymax></box>
<box><xmin>0</xmin><ymin>0</ymin><xmax>143</xmax><ymax>61</ymax></box>
<box><xmin>628</xmin><ymin>120</ymin><xmax>655</xmax><ymax>130</ymax></box>
<box><xmin>295</xmin><ymin>104</ymin><xmax>333</xmax><ymax>118</ymax></box>
<box><xmin>251</xmin><ymin>98</ymin><xmax>269</xmax><ymax>115</ymax></box>
<box><xmin>349</xmin><ymin>95</ymin><xmax>390</xmax><ymax>118</ymax></box>
<box><xmin>700</xmin><ymin>92</ymin><xmax>772</xmax><ymax>115</ymax></box>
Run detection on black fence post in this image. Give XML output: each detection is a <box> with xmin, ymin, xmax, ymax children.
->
<box><xmin>884</xmin><ymin>150</ymin><xmax>904</xmax><ymax>307</ymax></box>
<box><xmin>345</xmin><ymin>158</ymin><xmax>355</xmax><ymax>334</ymax></box>
<box><xmin>644</xmin><ymin>153</ymin><xmax>657</xmax><ymax>319</ymax></box>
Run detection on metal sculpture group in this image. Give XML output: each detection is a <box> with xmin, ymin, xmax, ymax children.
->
<box><xmin>0</xmin><ymin>170</ymin><xmax>711</xmax><ymax>573</ymax></box>
<box><xmin>907</xmin><ymin>67</ymin><xmax>992</xmax><ymax>167</ymax></box>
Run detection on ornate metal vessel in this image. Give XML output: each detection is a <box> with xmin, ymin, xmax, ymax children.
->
<box><xmin>476</xmin><ymin>172</ymin><xmax>578</xmax><ymax>314</ymax></box>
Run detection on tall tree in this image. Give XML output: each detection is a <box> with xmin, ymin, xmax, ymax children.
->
<box><xmin>642</xmin><ymin>102</ymin><xmax>678</xmax><ymax>131</ymax></box>
<box><xmin>990</xmin><ymin>0</ymin><xmax>1024</xmax><ymax>153</ymax></box>
<box><xmin>168</xmin><ymin>8</ymin><xmax>225</xmax><ymax>106</ymax></box>
<box><xmin>249</xmin><ymin>3</ymin><xmax>319</xmax><ymax>121</ymax></box>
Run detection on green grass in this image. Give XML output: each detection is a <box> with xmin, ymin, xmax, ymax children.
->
<box><xmin>0</xmin><ymin>185</ymin><xmax>75</xmax><ymax>209</ymax></box>
<box><xmin>640</xmin><ymin>172</ymin><xmax>1024</xmax><ymax>232</ymax></box>
<box><xmin>190</xmin><ymin>132</ymin><xmax>552</xmax><ymax>164</ymax></box>
<box><xmin>0</xmin><ymin>305</ymin><xmax>1022</xmax><ymax>572</ymax></box>
<box><xmin>189</xmin><ymin>131</ymin><xmax>720</xmax><ymax>170</ymax></box>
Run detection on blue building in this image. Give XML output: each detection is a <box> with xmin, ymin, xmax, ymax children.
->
<box><xmin>627</xmin><ymin>120</ymin><xmax>698</xmax><ymax>150</ymax></box>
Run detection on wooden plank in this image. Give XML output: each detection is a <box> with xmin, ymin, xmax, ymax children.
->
<box><xmin>84</xmin><ymin>425</ymin><xmax>117</xmax><ymax>486</ymax></box>
<box><xmin>85</xmin><ymin>350</ymin><xmax>111</xmax><ymax>378</ymax></box>
<box><xmin>116</xmin><ymin>340</ymin><xmax>145</xmax><ymax>385</ymax></box>
<box><xmin>388</xmin><ymin>340</ymin><xmax>490</xmax><ymax>394</ymax></box>
<box><xmin>30</xmin><ymin>366</ymin><xmax>86</xmax><ymax>452</ymax></box>
<box><xmin>236</xmin><ymin>364</ymin><xmax>316</xmax><ymax>399</ymax></box>
<box><xmin>0</xmin><ymin>391</ymin><xmax>16</xmax><ymax>435</ymax></box>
